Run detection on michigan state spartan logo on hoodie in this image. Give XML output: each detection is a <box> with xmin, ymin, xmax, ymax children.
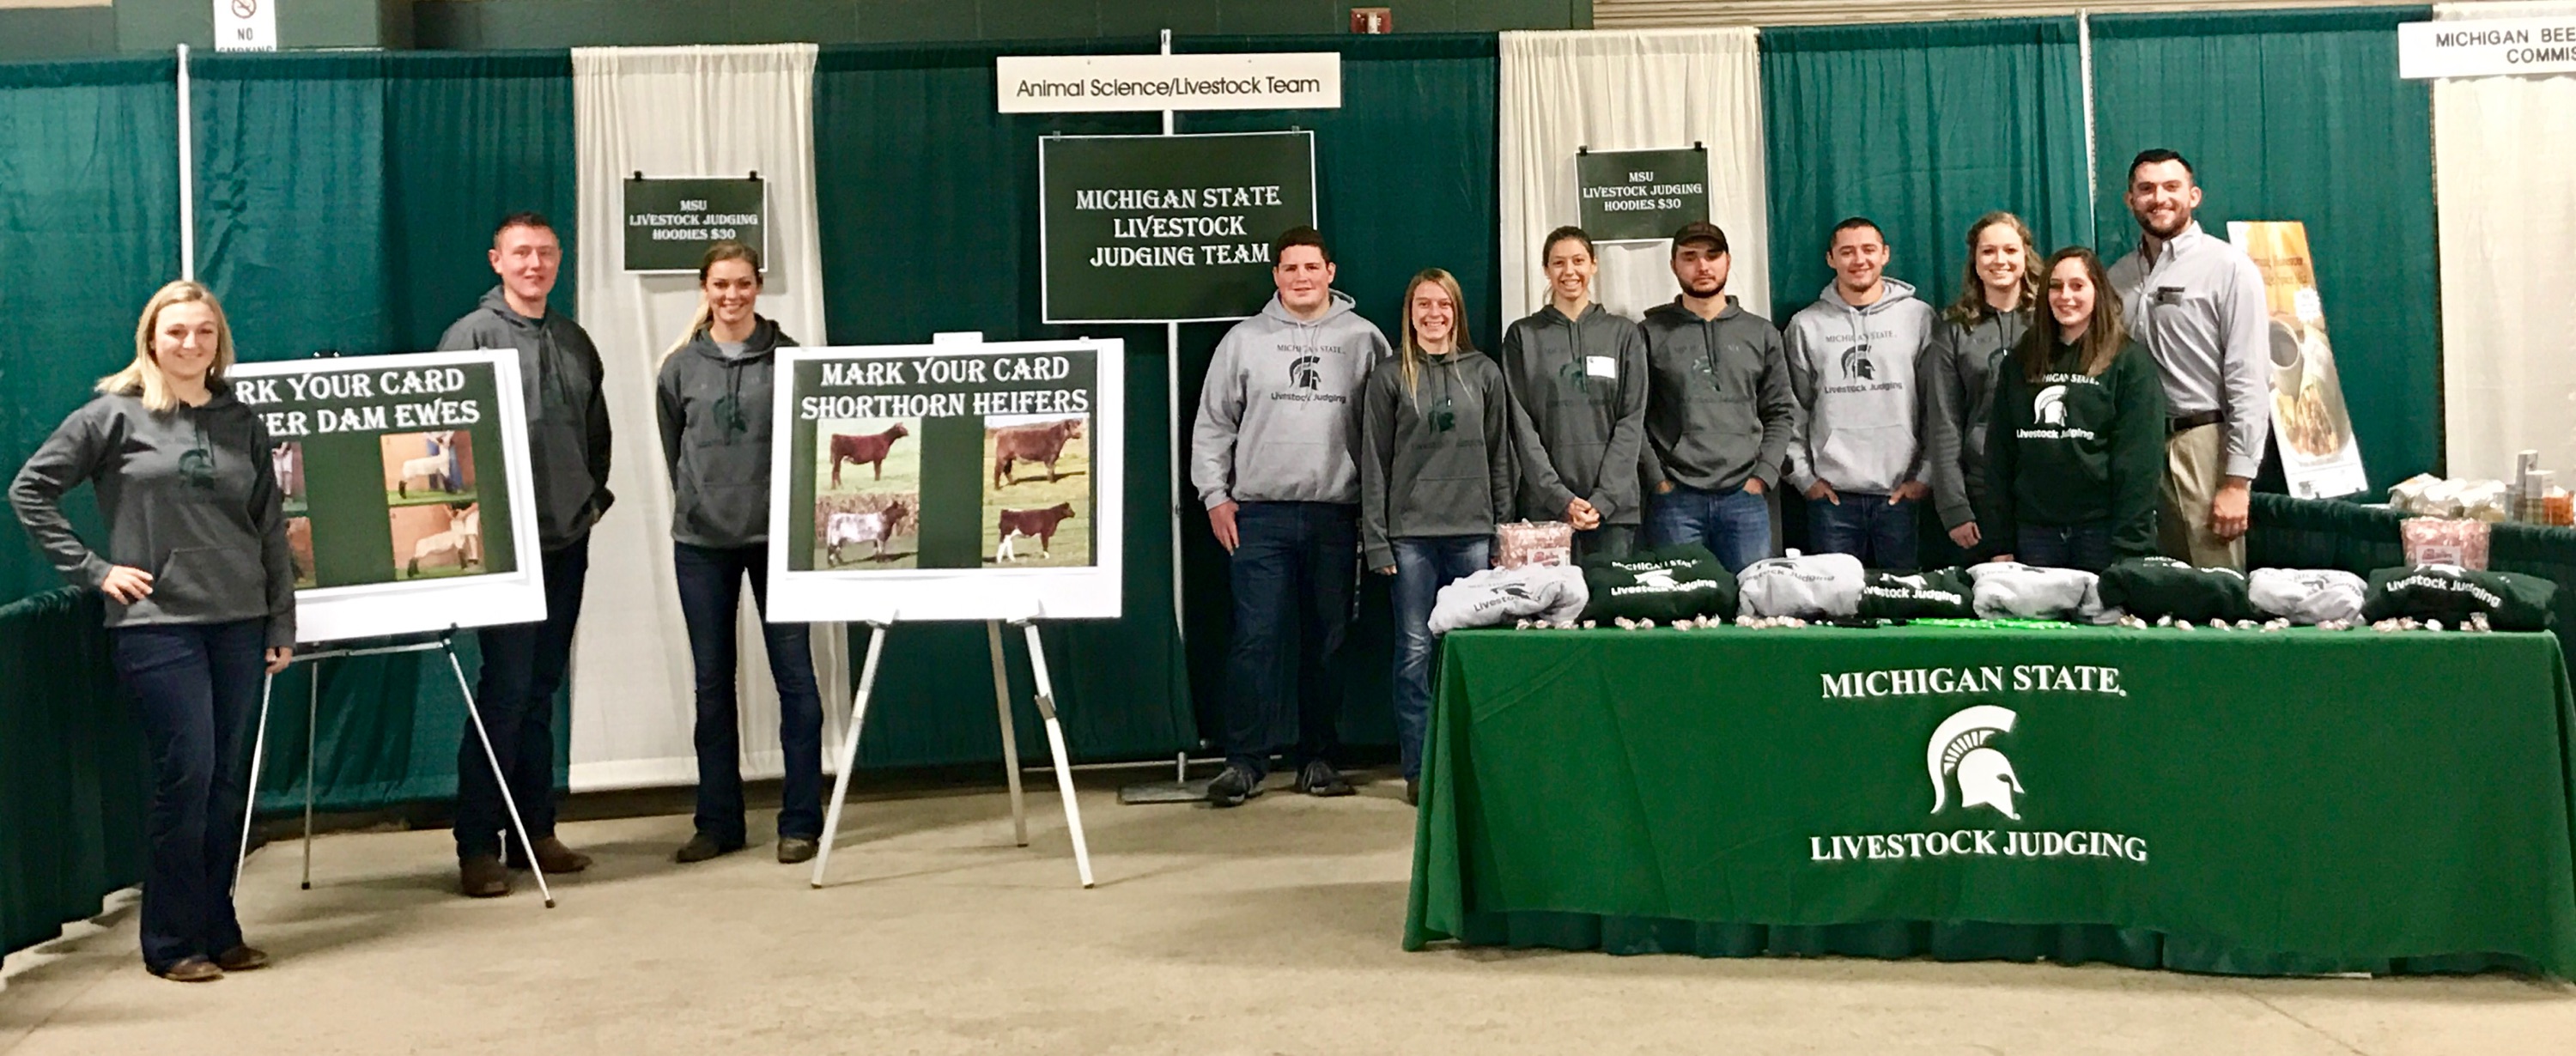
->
<box><xmin>1288</xmin><ymin>355</ymin><xmax>1321</xmax><ymax>391</ymax></box>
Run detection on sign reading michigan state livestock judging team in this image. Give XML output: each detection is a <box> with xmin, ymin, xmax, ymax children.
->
<box><xmin>1038</xmin><ymin>131</ymin><xmax>1317</xmax><ymax>324</ymax></box>
<box><xmin>762</xmin><ymin>337</ymin><xmax>1123</xmax><ymax>624</ymax></box>
<box><xmin>227</xmin><ymin>349</ymin><xmax>546</xmax><ymax>643</ymax></box>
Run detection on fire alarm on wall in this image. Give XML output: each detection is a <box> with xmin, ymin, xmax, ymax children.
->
<box><xmin>1351</xmin><ymin>8</ymin><xmax>1393</xmax><ymax>33</ymax></box>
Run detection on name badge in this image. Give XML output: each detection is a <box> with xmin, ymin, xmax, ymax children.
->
<box><xmin>2154</xmin><ymin>286</ymin><xmax>2184</xmax><ymax>306</ymax></box>
<box><xmin>1585</xmin><ymin>355</ymin><xmax>1617</xmax><ymax>379</ymax></box>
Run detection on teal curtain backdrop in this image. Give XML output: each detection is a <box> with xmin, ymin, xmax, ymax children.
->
<box><xmin>189</xmin><ymin>51</ymin><xmax>579</xmax><ymax>813</ymax></box>
<box><xmin>0</xmin><ymin>588</ymin><xmax>144</xmax><ymax>957</ymax></box>
<box><xmin>0</xmin><ymin>58</ymin><xmax>181</xmax><ymax>605</ymax></box>
<box><xmin>2087</xmin><ymin>7</ymin><xmax>2440</xmax><ymax>493</ymax></box>
<box><xmin>1759</xmin><ymin>18</ymin><xmax>2090</xmax><ymax>321</ymax></box>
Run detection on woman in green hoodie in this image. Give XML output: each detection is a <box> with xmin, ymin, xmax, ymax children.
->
<box><xmin>1363</xmin><ymin>269</ymin><xmax>1514</xmax><ymax>805</ymax></box>
<box><xmin>10</xmin><ymin>281</ymin><xmax>294</xmax><ymax>982</ymax></box>
<box><xmin>1983</xmin><ymin>247</ymin><xmax>2166</xmax><ymax>573</ymax></box>
<box><xmin>653</xmin><ymin>242</ymin><xmax>823</xmax><ymax>866</ymax></box>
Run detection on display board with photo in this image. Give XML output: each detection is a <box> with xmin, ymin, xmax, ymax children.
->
<box><xmin>2229</xmin><ymin>221</ymin><xmax>2370</xmax><ymax>499</ymax></box>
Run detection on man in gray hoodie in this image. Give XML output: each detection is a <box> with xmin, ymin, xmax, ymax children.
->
<box><xmin>434</xmin><ymin>212</ymin><xmax>613</xmax><ymax>896</ymax></box>
<box><xmin>1783</xmin><ymin>217</ymin><xmax>1936</xmax><ymax>571</ymax></box>
<box><xmin>1640</xmin><ymin>222</ymin><xmax>1798</xmax><ymax>574</ymax></box>
<box><xmin>1191</xmin><ymin>226</ymin><xmax>1390</xmax><ymax>808</ymax></box>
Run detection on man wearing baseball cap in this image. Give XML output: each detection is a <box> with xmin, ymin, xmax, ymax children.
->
<box><xmin>1638</xmin><ymin>222</ymin><xmax>1799</xmax><ymax>572</ymax></box>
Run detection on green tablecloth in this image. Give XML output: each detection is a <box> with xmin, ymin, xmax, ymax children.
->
<box><xmin>1405</xmin><ymin>624</ymin><xmax>2576</xmax><ymax>977</ymax></box>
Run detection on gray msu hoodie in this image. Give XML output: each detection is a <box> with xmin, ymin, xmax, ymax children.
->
<box><xmin>1921</xmin><ymin>308</ymin><xmax>2030</xmax><ymax>531</ymax></box>
<box><xmin>1359</xmin><ymin>349</ymin><xmax>1516</xmax><ymax>570</ymax></box>
<box><xmin>658</xmin><ymin>317</ymin><xmax>796</xmax><ymax>549</ymax></box>
<box><xmin>1498</xmin><ymin>303</ymin><xmax>1649</xmax><ymax>525</ymax></box>
<box><xmin>1192</xmin><ymin>290</ymin><xmax>1392</xmax><ymax>508</ymax></box>
<box><xmin>9</xmin><ymin>385</ymin><xmax>296</xmax><ymax>646</ymax></box>
<box><xmin>1783</xmin><ymin>278</ymin><xmax>1936</xmax><ymax>496</ymax></box>
<box><xmin>437</xmin><ymin>286</ymin><xmax>614</xmax><ymax>550</ymax></box>
<box><xmin>1638</xmin><ymin>295</ymin><xmax>1800</xmax><ymax>495</ymax></box>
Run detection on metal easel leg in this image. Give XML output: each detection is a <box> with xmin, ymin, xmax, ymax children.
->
<box><xmin>301</xmin><ymin>661</ymin><xmax>318</xmax><ymax>889</ymax></box>
<box><xmin>445</xmin><ymin>641</ymin><xmax>554</xmax><ymax>909</ymax></box>
<box><xmin>811</xmin><ymin>622</ymin><xmax>890</xmax><ymax>888</ymax></box>
<box><xmin>987</xmin><ymin>620</ymin><xmax>1029</xmax><ymax>847</ymax></box>
<box><xmin>230</xmin><ymin>669</ymin><xmax>276</xmax><ymax>897</ymax></box>
<box><xmin>1018</xmin><ymin>621</ymin><xmax>1094</xmax><ymax>888</ymax></box>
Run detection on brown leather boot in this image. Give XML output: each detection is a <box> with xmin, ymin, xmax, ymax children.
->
<box><xmin>520</xmin><ymin>836</ymin><xmax>592</xmax><ymax>873</ymax></box>
<box><xmin>155</xmin><ymin>956</ymin><xmax>222</xmax><ymax>982</ymax></box>
<box><xmin>459</xmin><ymin>853</ymin><xmax>510</xmax><ymax>897</ymax></box>
<box><xmin>214</xmin><ymin>944</ymin><xmax>270</xmax><ymax>972</ymax></box>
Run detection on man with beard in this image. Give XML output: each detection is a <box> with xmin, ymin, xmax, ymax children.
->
<box><xmin>2106</xmin><ymin>149</ymin><xmax>2269</xmax><ymax>570</ymax></box>
<box><xmin>1638</xmin><ymin>222</ymin><xmax>1798</xmax><ymax>573</ymax></box>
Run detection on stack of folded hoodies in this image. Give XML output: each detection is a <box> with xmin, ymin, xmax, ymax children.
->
<box><xmin>1856</xmin><ymin>567</ymin><xmax>1977</xmax><ymax>620</ymax></box>
<box><xmin>1426</xmin><ymin>565</ymin><xmax>1589</xmax><ymax>634</ymax></box>
<box><xmin>2098</xmin><ymin>557</ymin><xmax>2257</xmax><ymax>623</ymax></box>
<box><xmin>1965</xmin><ymin>562</ymin><xmax>2103</xmax><ymax>622</ymax></box>
<box><xmin>1737</xmin><ymin>551</ymin><xmax>1865</xmax><ymax>619</ymax></box>
<box><xmin>1579</xmin><ymin>544</ymin><xmax>1738</xmax><ymax>623</ymax></box>
<box><xmin>2247</xmin><ymin>568</ymin><xmax>2366</xmax><ymax>624</ymax></box>
<box><xmin>2362</xmin><ymin>564</ymin><xmax>2558</xmax><ymax>630</ymax></box>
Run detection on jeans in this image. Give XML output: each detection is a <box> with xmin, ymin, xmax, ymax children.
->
<box><xmin>1807</xmin><ymin>494</ymin><xmax>1920</xmax><ymax>571</ymax></box>
<box><xmin>1571</xmin><ymin>524</ymin><xmax>1634</xmax><ymax>564</ymax></box>
<box><xmin>458</xmin><ymin>538</ymin><xmax>588</xmax><ymax>860</ymax></box>
<box><xmin>676</xmin><ymin>542</ymin><xmax>824</xmax><ymax>845</ymax></box>
<box><xmin>110</xmin><ymin>619</ymin><xmax>264</xmax><ymax>972</ymax></box>
<box><xmin>1224</xmin><ymin>501</ymin><xmax>1358</xmax><ymax>780</ymax></box>
<box><xmin>1389</xmin><ymin>536</ymin><xmax>1491</xmax><ymax>781</ymax></box>
<box><xmin>1647</xmin><ymin>483</ymin><xmax>1772</xmax><ymax>573</ymax></box>
<box><xmin>2016</xmin><ymin>521</ymin><xmax>2117</xmax><ymax>574</ymax></box>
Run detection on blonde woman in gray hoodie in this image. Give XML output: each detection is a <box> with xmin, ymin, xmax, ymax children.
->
<box><xmin>1361</xmin><ymin>269</ymin><xmax>1513</xmax><ymax>806</ymax></box>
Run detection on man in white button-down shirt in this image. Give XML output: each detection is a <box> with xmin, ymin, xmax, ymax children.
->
<box><xmin>2106</xmin><ymin>149</ymin><xmax>2270</xmax><ymax>571</ymax></box>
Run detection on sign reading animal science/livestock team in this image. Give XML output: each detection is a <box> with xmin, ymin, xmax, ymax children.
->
<box><xmin>228</xmin><ymin>349</ymin><xmax>548</xmax><ymax>643</ymax></box>
<box><xmin>1039</xmin><ymin>130</ymin><xmax>1316</xmax><ymax>324</ymax></box>
<box><xmin>765</xmin><ymin>338</ymin><xmax>1125</xmax><ymax>624</ymax></box>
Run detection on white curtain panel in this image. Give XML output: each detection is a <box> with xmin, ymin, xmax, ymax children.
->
<box><xmin>1498</xmin><ymin>28</ymin><xmax>1771</xmax><ymax>324</ymax></box>
<box><xmin>2433</xmin><ymin>3</ymin><xmax>2576</xmax><ymax>480</ymax></box>
<box><xmin>568</xmin><ymin>44</ymin><xmax>837</xmax><ymax>791</ymax></box>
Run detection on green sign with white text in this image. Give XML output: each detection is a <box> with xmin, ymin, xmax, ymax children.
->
<box><xmin>1576</xmin><ymin>148</ymin><xmax>1709</xmax><ymax>242</ymax></box>
<box><xmin>1039</xmin><ymin>131</ymin><xmax>1316</xmax><ymax>323</ymax></box>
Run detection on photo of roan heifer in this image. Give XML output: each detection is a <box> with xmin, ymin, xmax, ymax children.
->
<box><xmin>995</xmin><ymin>503</ymin><xmax>1078</xmax><ymax>561</ymax></box>
<box><xmin>992</xmin><ymin>419</ymin><xmax>1084</xmax><ymax>487</ymax></box>
<box><xmin>829</xmin><ymin>424</ymin><xmax>910</xmax><ymax>487</ymax></box>
<box><xmin>826</xmin><ymin>501</ymin><xmax>908</xmax><ymax>565</ymax></box>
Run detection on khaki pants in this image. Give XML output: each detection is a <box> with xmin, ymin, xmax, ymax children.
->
<box><xmin>2160</xmin><ymin>423</ymin><xmax>2245</xmax><ymax>571</ymax></box>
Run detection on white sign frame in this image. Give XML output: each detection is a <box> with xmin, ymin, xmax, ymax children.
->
<box><xmin>997</xmin><ymin>52</ymin><xmax>1341</xmax><ymax>113</ymax></box>
<box><xmin>213</xmin><ymin>0</ymin><xmax>278</xmax><ymax>52</ymax></box>
<box><xmin>763</xmin><ymin>337</ymin><xmax>1125</xmax><ymax>624</ymax></box>
<box><xmin>229</xmin><ymin>349</ymin><xmax>549</xmax><ymax>644</ymax></box>
<box><xmin>2400</xmin><ymin>18</ymin><xmax>2576</xmax><ymax>79</ymax></box>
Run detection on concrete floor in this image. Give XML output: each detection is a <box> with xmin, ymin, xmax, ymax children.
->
<box><xmin>4</xmin><ymin>770</ymin><xmax>2574</xmax><ymax>1055</ymax></box>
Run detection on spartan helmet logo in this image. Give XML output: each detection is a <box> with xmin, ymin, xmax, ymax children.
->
<box><xmin>1428</xmin><ymin>393</ymin><xmax>1457</xmax><ymax>434</ymax></box>
<box><xmin>2033</xmin><ymin>385</ymin><xmax>2069</xmax><ymax>426</ymax></box>
<box><xmin>1841</xmin><ymin>343</ymin><xmax>1875</xmax><ymax>380</ymax></box>
<box><xmin>1633</xmin><ymin>567</ymin><xmax>1679</xmax><ymax>588</ymax></box>
<box><xmin>1928</xmin><ymin>705</ymin><xmax>2025</xmax><ymax>820</ymax></box>
<box><xmin>1289</xmin><ymin>355</ymin><xmax>1321</xmax><ymax>391</ymax></box>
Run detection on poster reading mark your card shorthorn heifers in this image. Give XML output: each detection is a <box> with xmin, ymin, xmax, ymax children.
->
<box><xmin>765</xmin><ymin>338</ymin><xmax>1124</xmax><ymax>624</ymax></box>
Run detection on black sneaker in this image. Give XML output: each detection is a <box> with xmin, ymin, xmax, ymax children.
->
<box><xmin>1405</xmin><ymin>779</ymin><xmax>1419</xmax><ymax>807</ymax></box>
<box><xmin>1294</xmin><ymin>759</ymin><xmax>1355</xmax><ymax>797</ymax></box>
<box><xmin>1206</xmin><ymin>763</ymin><xmax>1263</xmax><ymax>808</ymax></box>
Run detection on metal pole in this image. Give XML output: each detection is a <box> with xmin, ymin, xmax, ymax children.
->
<box><xmin>301</xmin><ymin>662</ymin><xmax>318</xmax><ymax>889</ymax></box>
<box><xmin>446</xmin><ymin>643</ymin><xmax>554</xmax><ymax>908</ymax></box>
<box><xmin>229</xmin><ymin>670</ymin><xmax>275</xmax><ymax>896</ymax></box>
<box><xmin>1161</xmin><ymin>28</ymin><xmax>1188</xmax><ymax>650</ymax></box>
<box><xmin>987</xmin><ymin>621</ymin><xmax>1029</xmax><ymax>847</ymax></box>
<box><xmin>176</xmin><ymin>44</ymin><xmax>194</xmax><ymax>282</ymax></box>
<box><xmin>1020</xmin><ymin>622</ymin><xmax>1095</xmax><ymax>888</ymax></box>
<box><xmin>811</xmin><ymin>622</ymin><xmax>890</xmax><ymax>888</ymax></box>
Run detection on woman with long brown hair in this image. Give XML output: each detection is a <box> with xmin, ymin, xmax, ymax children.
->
<box><xmin>9</xmin><ymin>281</ymin><xmax>295</xmax><ymax>981</ymax></box>
<box><xmin>1981</xmin><ymin>248</ymin><xmax>2166</xmax><ymax>573</ymax></box>
<box><xmin>1360</xmin><ymin>269</ymin><xmax>1512</xmax><ymax>805</ymax></box>
<box><xmin>1923</xmin><ymin>211</ymin><xmax>2039</xmax><ymax>559</ymax></box>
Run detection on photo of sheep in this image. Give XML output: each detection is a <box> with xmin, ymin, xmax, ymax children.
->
<box><xmin>286</xmin><ymin>516</ymin><xmax>317</xmax><ymax>589</ymax></box>
<box><xmin>380</xmin><ymin>431</ymin><xmax>477</xmax><ymax>507</ymax></box>
<box><xmin>811</xmin><ymin>417</ymin><xmax>920</xmax><ymax>568</ymax></box>
<box><xmin>272</xmin><ymin>441</ymin><xmax>307</xmax><ymax>514</ymax></box>
<box><xmin>389</xmin><ymin>501</ymin><xmax>484</xmax><ymax>580</ymax></box>
<box><xmin>981</xmin><ymin>414</ymin><xmax>1091</xmax><ymax>567</ymax></box>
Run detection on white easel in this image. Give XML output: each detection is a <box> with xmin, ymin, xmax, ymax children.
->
<box><xmin>811</xmin><ymin>614</ymin><xmax>1094</xmax><ymax>889</ymax></box>
<box><xmin>233</xmin><ymin>629</ymin><xmax>558</xmax><ymax>908</ymax></box>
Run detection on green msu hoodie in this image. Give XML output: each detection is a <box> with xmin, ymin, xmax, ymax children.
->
<box><xmin>437</xmin><ymin>287</ymin><xmax>614</xmax><ymax>551</ymax></box>
<box><xmin>1983</xmin><ymin>337</ymin><xmax>2166</xmax><ymax>558</ymax></box>
<box><xmin>1498</xmin><ymin>302</ymin><xmax>1648</xmax><ymax>525</ymax></box>
<box><xmin>657</xmin><ymin>317</ymin><xmax>796</xmax><ymax>549</ymax></box>
<box><xmin>1359</xmin><ymin>349</ymin><xmax>1515</xmax><ymax>570</ymax></box>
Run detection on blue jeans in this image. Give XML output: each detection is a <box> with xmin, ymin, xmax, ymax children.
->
<box><xmin>676</xmin><ymin>542</ymin><xmax>824</xmax><ymax>844</ymax></box>
<box><xmin>1807</xmin><ymin>494</ymin><xmax>1920</xmax><ymax>571</ymax></box>
<box><xmin>1648</xmin><ymin>483</ymin><xmax>1772</xmax><ymax>573</ymax></box>
<box><xmin>1224</xmin><ymin>501</ymin><xmax>1358</xmax><ymax>779</ymax></box>
<box><xmin>459</xmin><ymin>539</ymin><xmax>587</xmax><ymax>859</ymax></box>
<box><xmin>2016</xmin><ymin>521</ymin><xmax>2117</xmax><ymax>574</ymax></box>
<box><xmin>110</xmin><ymin>618</ymin><xmax>265</xmax><ymax>972</ymax></box>
<box><xmin>1390</xmin><ymin>536</ymin><xmax>1491</xmax><ymax>781</ymax></box>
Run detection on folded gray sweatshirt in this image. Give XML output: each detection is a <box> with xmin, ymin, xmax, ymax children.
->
<box><xmin>657</xmin><ymin>316</ymin><xmax>796</xmax><ymax>549</ymax></box>
<box><xmin>1967</xmin><ymin>561</ymin><xmax>2103</xmax><ymax>622</ymax></box>
<box><xmin>437</xmin><ymin>287</ymin><xmax>614</xmax><ymax>551</ymax></box>
<box><xmin>1783</xmin><ymin>278</ymin><xmax>1936</xmax><ymax>495</ymax></box>
<box><xmin>1638</xmin><ymin>296</ymin><xmax>1800</xmax><ymax>495</ymax></box>
<box><xmin>1360</xmin><ymin>349</ymin><xmax>1516</xmax><ymax>570</ymax></box>
<box><xmin>1192</xmin><ymin>290</ymin><xmax>1391</xmax><ymax>509</ymax></box>
<box><xmin>2248</xmin><ymin>567</ymin><xmax>2365</xmax><ymax>624</ymax></box>
<box><xmin>1736</xmin><ymin>551</ymin><xmax>1865</xmax><ymax>618</ymax></box>
<box><xmin>1498</xmin><ymin>303</ymin><xmax>1649</xmax><ymax>525</ymax></box>
<box><xmin>9</xmin><ymin>385</ymin><xmax>296</xmax><ymax>646</ymax></box>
